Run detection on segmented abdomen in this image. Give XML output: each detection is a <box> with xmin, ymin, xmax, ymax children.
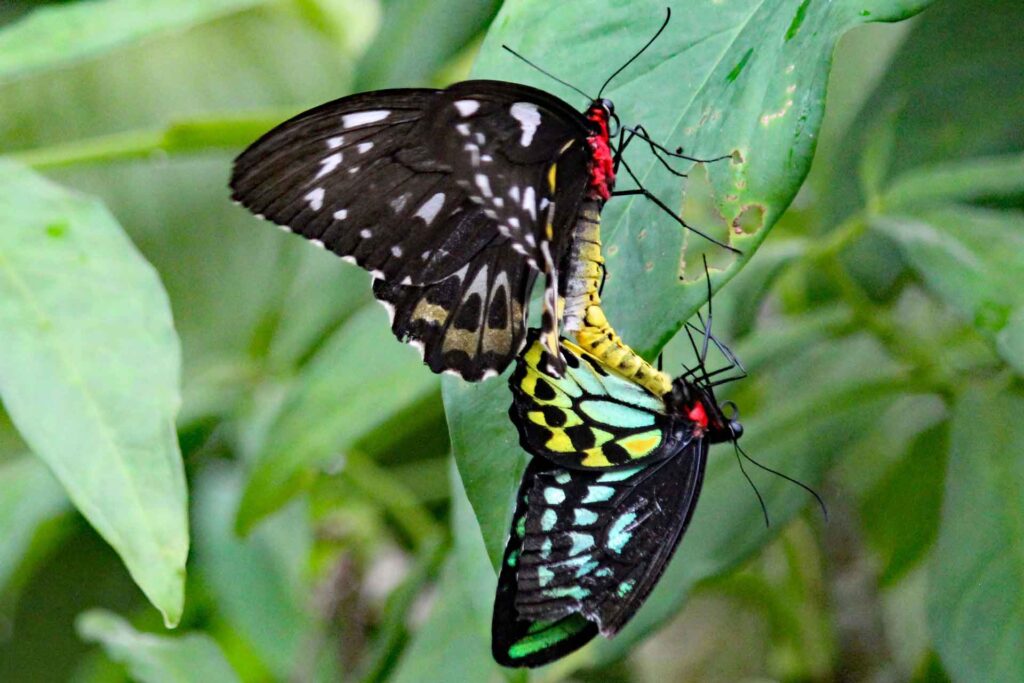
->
<box><xmin>561</xmin><ymin>199</ymin><xmax>672</xmax><ymax>397</ymax></box>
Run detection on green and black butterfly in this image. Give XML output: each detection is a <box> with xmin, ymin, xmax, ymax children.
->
<box><xmin>493</xmin><ymin>329</ymin><xmax>745</xmax><ymax>667</ymax></box>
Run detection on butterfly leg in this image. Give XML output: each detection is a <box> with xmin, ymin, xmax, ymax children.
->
<box><xmin>611</xmin><ymin>182</ymin><xmax>740</xmax><ymax>254</ymax></box>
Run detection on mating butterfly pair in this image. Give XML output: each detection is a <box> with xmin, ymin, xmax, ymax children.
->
<box><xmin>229</xmin><ymin>9</ymin><xmax>748</xmax><ymax>670</ymax></box>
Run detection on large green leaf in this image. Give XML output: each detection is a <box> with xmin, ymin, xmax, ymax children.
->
<box><xmin>0</xmin><ymin>161</ymin><xmax>187</xmax><ymax>625</ymax></box>
<box><xmin>77</xmin><ymin>609</ymin><xmax>241</xmax><ymax>683</ymax></box>
<box><xmin>236</xmin><ymin>304</ymin><xmax>439</xmax><ymax>533</ymax></box>
<box><xmin>928</xmin><ymin>382</ymin><xmax>1024</xmax><ymax>683</ymax></box>
<box><xmin>873</xmin><ymin>207</ymin><xmax>1024</xmax><ymax>373</ymax></box>
<box><xmin>474</xmin><ymin>0</ymin><xmax>930</xmax><ymax>353</ymax></box>
<box><xmin>0</xmin><ymin>455</ymin><xmax>69</xmax><ymax>593</ymax></box>
<box><xmin>446</xmin><ymin>0</ymin><xmax>931</xmax><ymax>572</ymax></box>
<box><xmin>0</xmin><ymin>0</ymin><xmax>270</xmax><ymax>84</ymax></box>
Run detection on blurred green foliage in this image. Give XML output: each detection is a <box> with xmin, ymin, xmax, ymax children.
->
<box><xmin>0</xmin><ymin>0</ymin><xmax>1021</xmax><ymax>681</ymax></box>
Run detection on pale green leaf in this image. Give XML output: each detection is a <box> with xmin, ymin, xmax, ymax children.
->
<box><xmin>77</xmin><ymin>609</ymin><xmax>240</xmax><ymax>683</ymax></box>
<box><xmin>0</xmin><ymin>161</ymin><xmax>187</xmax><ymax>625</ymax></box>
<box><xmin>0</xmin><ymin>0</ymin><xmax>271</xmax><ymax>84</ymax></box>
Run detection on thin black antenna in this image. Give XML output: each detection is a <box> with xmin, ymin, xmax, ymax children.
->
<box><xmin>502</xmin><ymin>45</ymin><xmax>594</xmax><ymax>101</ymax></box>
<box><xmin>597</xmin><ymin>7</ymin><xmax>672</xmax><ymax>98</ymax></box>
<box><xmin>735</xmin><ymin>443</ymin><xmax>770</xmax><ymax>527</ymax></box>
<box><xmin>737</xmin><ymin>444</ymin><xmax>829</xmax><ymax>521</ymax></box>
<box><xmin>700</xmin><ymin>255</ymin><xmax>713</xmax><ymax>363</ymax></box>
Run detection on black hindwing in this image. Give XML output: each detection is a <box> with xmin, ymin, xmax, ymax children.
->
<box><xmin>493</xmin><ymin>442</ymin><xmax>707</xmax><ymax>667</ymax></box>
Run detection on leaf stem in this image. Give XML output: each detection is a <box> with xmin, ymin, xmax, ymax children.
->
<box><xmin>8</xmin><ymin>113</ymin><xmax>294</xmax><ymax>170</ymax></box>
<box><xmin>342</xmin><ymin>450</ymin><xmax>445</xmax><ymax>550</ymax></box>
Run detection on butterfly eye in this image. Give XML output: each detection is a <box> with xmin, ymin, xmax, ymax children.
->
<box><xmin>600</xmin><ymin>98</ymin><xmax>615</xmax><ymax>116</ymax></box>
<box><xmin>608</xmin><ymin>112</ymin><xmax>621</xmax><ymax>138</ymax></box>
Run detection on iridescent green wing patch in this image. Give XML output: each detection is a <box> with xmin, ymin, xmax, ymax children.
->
<box><xmin>492</xmin><ymin>445</ymin><xmax>708</xmax><ymax>667</ymax></box>
<box><xmin>508</xmin><ymin>331</ymin><xmax>676</xmax><ymax>469</ymax></box>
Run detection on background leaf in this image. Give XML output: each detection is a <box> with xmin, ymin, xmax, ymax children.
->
<box><xmin>0</xmin><ymin>0</ymin><xmax>271</xmax><ymax>84</ymax></box>
<box><xmin>928</xmin><ymin>382</ymin><xmax>1024</xmax><ymax>683</ymax></box>
<box><xmin>237</xmin><ymin>304</ymin><xmax>440</xmax><ymax>533</ymax></box>
<box><xmin>77</xmin><ymin>609</ymin><xmax>241</xmax><ymax>683</ymax></box>
<box><xmin>0</xmin><ymin>456</ymin><xmax>68</xmax><ymax>593</ymax></box>
<box><xmin>0</xmin><ymin>161</ymin><xmax>187</xmax><ymax>625</ymax></box>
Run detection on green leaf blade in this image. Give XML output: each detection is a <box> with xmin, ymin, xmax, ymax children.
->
<box><xmin>0</xmin><ymin>0</ymin><xmax>271</xmax><ymax>85</ymax></box>
<box><xmin>447</xmin><ymin>0</ymin><xmax>931</xmax><ymax>613</ymax></box>
<box><xmin>929</xmin><ymin>382</ymin><xmax>1024</xmax><ymax>683</ymax></box>
<box><xmin>236</xmin><ymin>304</ymin><xmax>439</xmax><ymax>533</ymax></box>
<box><xmin>0</xmin><ymin>161</ymin><xmax>187</xmax><ymax>625</ymax></box>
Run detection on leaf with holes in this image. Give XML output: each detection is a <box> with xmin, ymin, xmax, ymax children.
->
<box><xmin>446</xmin><ymin>0</ymin><xmax>931</xmax><ymax>588</ymax></box>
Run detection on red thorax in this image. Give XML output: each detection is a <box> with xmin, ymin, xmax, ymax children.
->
<box><xmin>585</xmin><ymin>106</ymin><xmax>615</xmax><ymax>202</ymax></box>
<box><xmin>687</xmin><ymin>401</ymin><xmax>709</xmax><ymax>435</ymax></box>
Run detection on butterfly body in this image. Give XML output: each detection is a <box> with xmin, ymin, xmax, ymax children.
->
<box><xmin>494</xmin><ymin>333</ymin><xmax>741</xmax><ymax>667</ymax></box>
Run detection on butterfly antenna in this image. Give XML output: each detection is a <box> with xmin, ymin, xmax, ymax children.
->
<box><xmin>598</xmin><ymin>8</ymin><xmax>672</xmax><ymax>97</ymax></box>
<box><xmin>700</xmin><ymin>255</ymin><xmax>713</xmax><ymax>364</ymax></box>
<box><xmin>736</xmin><ymin>443</ymin><xmax>829</xmax><ymax>521</ymax></box>
<box><xmin>502</xmin><ymin>45</ymin><xmax>594</xmax><ymax>101</ymax></box>
<box><xmin>734</xmin><ymin>442</ymin><xmax>769</xmax><ymax>527</ymax></box>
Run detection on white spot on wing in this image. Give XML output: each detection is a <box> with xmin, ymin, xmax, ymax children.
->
<box><xmin>509</xmin><ymin>186</ymin><xmax>521</xmax><ymax>203</ymax></box>
<box><xmin>327</xmin><ymin>136</ymin><xmax>345</xmax><ymax>149</ymax></box>
<box><xmin>341</xmin><ymin>255</ymin><xmax>357</xmax><ymax>265</ymax></box>
<box><xmin>304</xmin><ymin>187</ymin><xmax>325</xmax><ymax>211</ymax></box>
<box><xmin>456</xmin><ymin>123</ymin><xmax>471</xmax><ymax>136</ymax></box>
<box><xmin>360</xmin><ymin>228</ymin><xmax>372</xmax><ymax>238</ymax></box>
<box><xmin>342</xmin><ymin>110</ymin><xmax>390</xmax><ymax>128</ymax></box>
<box><xmin>315</xmin><ymin>152</ymin><xmax>343</xmax><ymax>179</ymax></box>
<box><xmin>523</xmin><ymin>186</ymin><xmax>537</xmax><ymax>220</ymax></box>
<box><xmin>310</xmin><ymin>239</ymin><xmax>326</xmax><ymax>249</ymax></box>
<box><xmin>414</xmin><ymin>193</ymin><xmax>446</xmax><ymax>225</ymax></box>
<box><xmin>357</xmin><ymin>142</ymin><xmax>374</xmax><ymax>154</ymax></box>
<box><xmin>391</xmin><ymin>245</ymin><xmax>403</xmax><ymax>257</ymax></box>
<box><xmin>510</xmin><ymin>102</ymin><xmax>541</xmax><ymax>146</ymax></box>
<box><xmin>334</xmin><ymin>209</ymin><xmax>348</xmax><ymax>220</ymax></box>
<box><xmin>475</xmin><ymin>173</ymin><xmax>493</xmax><ymax>197</ymax></box>
<box><xmin>454</xmin><ymin>100</ymin><xmax>480</xmax><ymax>116</ymax></box>
<box><xmin>277</xmin><ymin>224</ymin><xmax>293</xmax><ymax>233</ymax></box>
